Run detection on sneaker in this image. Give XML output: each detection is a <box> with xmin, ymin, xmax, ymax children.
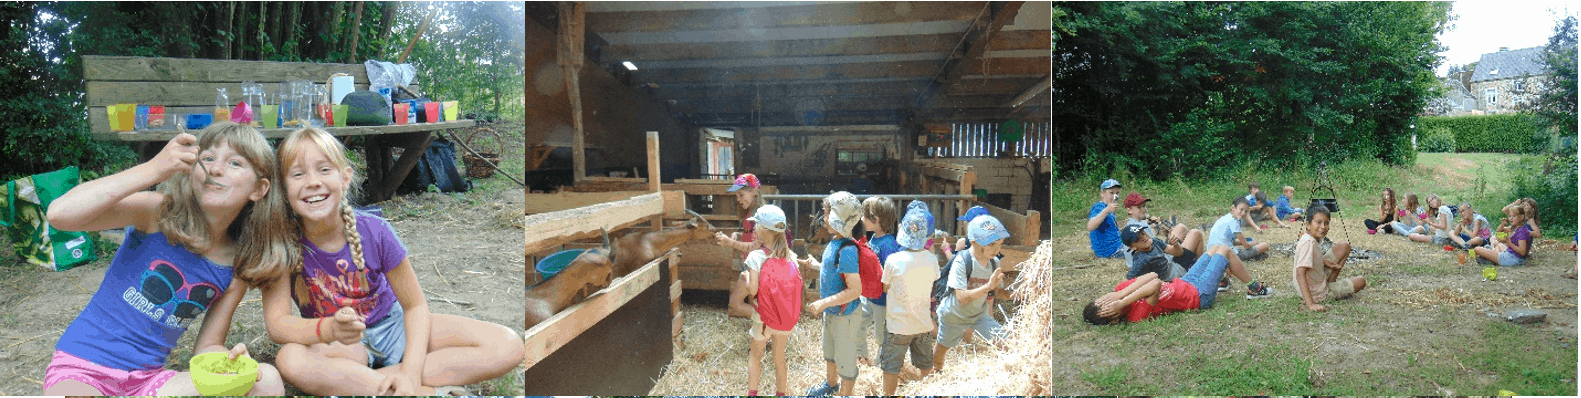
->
<box><xmin>805</xmin><ymin>382</ymin><xmax>838</xmax><ymax>397</ymax></box>
<box><xmin>1217</xmin><ymin>277</ymin><xmax>1230</xmax><ymax>292</ymax></box>
<box><xmin>1246</xmin><ymin>281</ymin><xmax>1273</xmax><ymax>299</ymax></box>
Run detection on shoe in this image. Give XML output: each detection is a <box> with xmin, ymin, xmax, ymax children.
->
<box><xmin>1367</xmin><ymin>229</ymin><xmax>1377</xmax><ymax>235</ymax></box>
<box><xmin>1246</xmin><ymin>281</ymin><xmax>1273</xmax><ymax>299</ymax></box>
<box><xmin>805</xmin><ymin>382</ymin><xmax>838</xmax><ymax>397</ymax></box>
<box><xmin>1218</xmin><ymin>277</ymin><xmax>1230</xmax><ymax>292</ymax></box>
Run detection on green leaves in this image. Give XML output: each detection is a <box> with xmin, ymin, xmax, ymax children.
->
<box><xmin>1055</xmin><ymin>2</ymin><xmax>1453</xmax><ymax>179</ymax></box>
<box><xmin>1418</xmin><ymin>114</ymin><xmax>1547</xmax><ymax>153</ymax></box>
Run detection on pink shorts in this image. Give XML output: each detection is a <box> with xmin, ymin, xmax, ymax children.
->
<box><xmin>45</xmin><ymin>350</ymin><xmax>175</xmax><ymax>396</ymax></box>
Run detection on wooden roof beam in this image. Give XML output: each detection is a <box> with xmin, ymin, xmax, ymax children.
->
<box><xmin>923</xmin><ymin>1</ymin><xmax>1025</xmax><ymax>108</ymax></box>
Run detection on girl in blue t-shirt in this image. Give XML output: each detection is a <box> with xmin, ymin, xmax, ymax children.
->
<box><xmin>260</xmin><ymin>128</ymin><xmax>523</xmax><ymax>395</ymax></box>
<box><xmin>44</xmin><ymin>123</ymin><xmax>288</xmax><ymax>395</ymax></box>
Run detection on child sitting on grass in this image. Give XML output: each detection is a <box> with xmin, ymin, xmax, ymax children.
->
<box><xmin>1293</xmin><ymin>205</ymin><xmax>1367</xmax><ymax>312</ymax></box>
<box><xmin>1503</xmin><ymin>198</ymin><xmax>1543</xmax><ymax>240</ymax></box>
<box><xmin>263</xmin><ymin>128</ymin><xmax>522</xmax><ymax>395</ymax></box>
<box><xmin>1363</xmin><ymin>188</ymin><xmax>1398</xmax><ymax>235</ymax></box>
<box><xmin>741</xmin><ymin>205</ymin><xmax>800</xmax><ymax>397</ymax></box>
<box><xmin>1120</xmin><ymin>192</ymin><xmax>1204</xmax><ymax>266</ymax></box>
<box><xmin>1275</xmin><ymin>185</ymin><xmax>1305</xmax><ymax>222</ymax></box>
<box><xmin>1086</xmin><ymin>179</ymin><xmax>1125</xmax><ymax>258</ymax></box>
<box><xmin>1407</xmin><ymin>194</ymin><xmax>1453</xmax><ymax>245</ymax></box>
<box><xmin>1389</xmin><ymin>192</ymin><xmax>1425</xmax><ymax>237</ymax></box>
<box><xmin>1083</xmin><ymin>245</ymin><xmax>1265</xmax><ymax>324</ymax></box>
<box><xmin>1449</xmin><ymin>203</ymin><xmax>1492</xmax><ymax>250</ymax></box>
<box><xmin>1241</xmin><ymin>182</ymin><xmax>1286</xmax><ymax>229</ymax></box>
<box><xmin>43</xmin><ymin>124</ymin><xmax>287</xmax><ymax>396</ymax></box>
<box><xmin>1120</xmin><ymin>224</ymin><xmax>1198</xmax><ymax>282</ymax></box>
<box><xmin>1473</xmin><ymin>204</ymin><xmax>1533</xmax><ymax>266</ymax></box>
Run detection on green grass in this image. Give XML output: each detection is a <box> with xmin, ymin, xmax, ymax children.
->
<box><xmin>1187</xmin><ymin>343</ymin><xmax>1315</xmax><ymax>395</ymax></box>
<box><xmin>1461</xmin><ymin>322</ymin><xmax>1579</xmax><ymax>396</ymax></box>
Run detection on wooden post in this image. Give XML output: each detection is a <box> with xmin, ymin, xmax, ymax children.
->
<box><xmin>647</xmin><ymin>131</ymin><xmax>661</xmax><ymax>192</ymax></box>
<box><xmin>559</xmin><ymin>1</ymin><xmax>587</xmax><ymax>185</ymax></box>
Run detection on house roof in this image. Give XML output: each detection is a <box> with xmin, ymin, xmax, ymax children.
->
<box><xmin>1470</xmin><ymin>46</ymin><xmax>1547</xmax><ymax>82</ymax></box>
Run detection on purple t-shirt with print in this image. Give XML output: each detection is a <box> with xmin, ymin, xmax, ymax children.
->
<box><xmin>294</xmin><ymin>211</ymin><xmax>407</xmax><ymax>325</ymax></box>
<box><xmin>1506</xmin><ymin>225</ymin><xmax>1531</xmax><ymax>258</ymax></box>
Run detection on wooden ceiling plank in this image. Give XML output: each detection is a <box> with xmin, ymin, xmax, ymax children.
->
<box><xmin>604</xmin><ymin>33</ymin><xmax>959</xmax><ymax>63</ymax></box>
<box><xmin>924</xmin><ymin>1</ymin><xmax>1025</xmax><ymax>108</ymax></box>
<box><xmin>586</xmin><ymin>2</ymin><xmax>983</xmax><ymax>33</ymax></box>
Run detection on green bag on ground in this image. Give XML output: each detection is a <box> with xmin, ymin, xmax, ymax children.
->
<box><xmin>0</xmin><ymin>167</ymin><xmax>96</xmax><ymax>271</ymax></box>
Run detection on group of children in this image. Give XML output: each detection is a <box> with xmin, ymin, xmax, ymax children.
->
<box><xmin>1083</xmin><ymin>178</ymin><xmax>1368</xmax><ymax>325</ymax></box>
<box><xmin>43</xmin><ymin>123</ymin><xmax>524</xmax><ymax>395</ymax></box>
<box><xmin>721</xmin><ymin>183</ymin><xmax>1016</xmax><ymax>396</ymax></box>
<box><xmin>1362</xmin><ymin>188</ymin><xmax>1541</xmax><ymax>267</ymax></box>
<box><xmin>1085</xmin><ymin>176</ymin><xmax>1562</xmax><ymax>324</ymax></box>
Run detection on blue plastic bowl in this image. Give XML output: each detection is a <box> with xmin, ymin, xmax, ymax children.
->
<box><xmin>535</xmin><ymin>249</ymin><xmax>585</xmax><ymax>280</ymax></box>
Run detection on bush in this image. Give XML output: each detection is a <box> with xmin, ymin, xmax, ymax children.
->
<box><xmin>1417</xmin><ymin>127</ymin><xmax>1456</xmax><ymax>152</ymax></box>
<box><xmin>1417</xmin><ymin>114</ymin><xmax>1548</xmax><ymax>153</ymax></box>
<box><xmin>1507</xmin><ymin>154</ymin><xmax>1577</xmax><ymax>237</ymax></box>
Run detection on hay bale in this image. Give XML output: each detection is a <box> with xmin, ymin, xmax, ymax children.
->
<box><xmin>897</xmin><ymin>240</ymin><xmax>1053</xmax><ymax>396</ymax></box>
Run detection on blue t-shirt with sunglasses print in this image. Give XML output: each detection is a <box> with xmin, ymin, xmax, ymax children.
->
<box><xmin>57</xmin><ymin>226</ymin><xmax>233</xmax><ymax>370</ymax></box>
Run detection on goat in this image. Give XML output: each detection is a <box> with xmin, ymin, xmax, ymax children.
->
<box><xmin>607</xmin><ymin>209</ymin><xmax>716</xmax><ymax>278</ymax></box>
<box><xmin>525</xmin><ymin>244</ymin><xmax>614</xmax><ymax>329</ymax></box>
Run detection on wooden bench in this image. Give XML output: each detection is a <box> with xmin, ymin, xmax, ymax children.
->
<box><xmin>82</xmin><ymin>55</ymin><xmax>475</xmax><ymax>202</ymax></box>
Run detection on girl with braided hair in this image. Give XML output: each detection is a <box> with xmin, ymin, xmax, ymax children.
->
<box><xmin>261</xmin><ymin>128</ymin><xmax>523</xmax><ymax>395</ymax></box>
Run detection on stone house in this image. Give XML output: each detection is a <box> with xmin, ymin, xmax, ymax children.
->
<box><xmin>1469</xmin><ymin>46</ymin><xmax>1548</xmax><ymax>114</ymax></box>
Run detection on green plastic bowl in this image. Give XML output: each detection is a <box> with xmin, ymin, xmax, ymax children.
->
<box><xmin>189</xmin><ymin>352</ymin><xmax>257</xmax><ymax>396</ymax></box>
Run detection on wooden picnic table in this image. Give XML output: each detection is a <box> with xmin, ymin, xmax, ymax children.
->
<box><xmin>82</xmin><ymin>55</ymin><xmax>474</xmax><ymax>202</ymax></box>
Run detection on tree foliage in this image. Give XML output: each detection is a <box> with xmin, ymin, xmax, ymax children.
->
<box><xmin>1053</xmin><ymin>2</ymin><xmax>1452</xmax><ymax>180</ymax></box>
<box><xmin>1528</xmin><ymin>16</ymin><xmax>1578</xmax><ymax>137</ymax></box>
<box><xmin>401</xmin><ymin>2</ymin><xmax>525</xmax><ymax>121</ymax></box>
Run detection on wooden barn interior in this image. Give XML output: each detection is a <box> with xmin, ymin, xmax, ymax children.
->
<box><xmin>521</xmin><ymin>2</ymin><xmax>1051</xmax><ymax>394</ymax></box>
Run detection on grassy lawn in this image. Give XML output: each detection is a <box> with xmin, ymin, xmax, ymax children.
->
<box><xmin>1049</xmin><ymin>152</ymin><xmax>1577</xmax><ymax>396</ymax></box>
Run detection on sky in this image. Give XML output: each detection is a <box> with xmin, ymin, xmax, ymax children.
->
<box><xmin>1435</xmin><ymin>0</ymin><xmax>1577</xmax><ymax>75</ymax></box>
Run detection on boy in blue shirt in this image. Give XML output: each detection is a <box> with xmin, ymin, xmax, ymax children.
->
<box><xmin>1274</xmin><ymin>185</ymin><xmax>1305</xmax><ymax>222</ymax></box>
<box><xmin>799</xmin><ymin>191</ymin><xmax>865</xmax><ymax>396</ymax></box>
<box><xmin>1086</xmin><ymin>179</ymin><xmax>1124</xmax><ymax>258</ymax></box>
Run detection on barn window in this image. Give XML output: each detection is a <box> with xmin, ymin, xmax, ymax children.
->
<box><xmin>927</xmin><ymin>122</ymin><xmax>1053</xmax><ymax>158</ymax></box>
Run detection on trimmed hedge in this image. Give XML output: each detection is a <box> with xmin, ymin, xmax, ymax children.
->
<box><xmin>1417</xmin><ymin>114</ymin><xmax>1547</xmax><ymax>153</ymax></box>
<box><xmin>1418</xmin><ymin>127</ymin><xmax>1456</xmax><ymax>153</ymax></box>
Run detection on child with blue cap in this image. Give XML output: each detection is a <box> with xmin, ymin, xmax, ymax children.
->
<box><xmin>880</xmin><ymin>209</ymin><xmax>940</xmax><ymax>395</ymax></box>
<box><xmin>931</xmin><ymin>215</ymin><xmax>1013</xmax><ymax>373</ymax></box>
<box><xmin>1086</xmin><ymin>179</ymin><xmax>1125</xmax><ymax>258</ymax></box>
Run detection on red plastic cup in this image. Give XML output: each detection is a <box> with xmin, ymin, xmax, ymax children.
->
<box><xmin>393</xmin><ymin>103</ymin><xmax>409</xmax><ymax>125</ymax></box>
<box><xmin>424</xmin><ymin>103</ymin><xmax>439</xmax><ymax>124</ymax></box>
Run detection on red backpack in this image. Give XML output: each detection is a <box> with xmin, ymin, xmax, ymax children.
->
<box><xmin>845</xmin><ymin>238</ymin><xmax>885</xmax><ymax>299</ymax></box>
<box><xmin>756</xmin><ymin>257</ymin><xmax>803</xmax><ymax>332</ymax></box>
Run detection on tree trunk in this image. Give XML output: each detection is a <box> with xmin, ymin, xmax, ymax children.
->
<box><xmin>375</xmin><ymin>1</ymin><xmax>397</xmax><ymax>59</ymax></box>
<box><xmin>283</xmin><ymin>2</ymin><xmax>298</xmax><ymax>55</ymax></box>
<box><xmin>347</xmin><ymin>1</ymin><xmax>364</xmax><ymax>63</ymax></box>
<box><xmin>219</xmin><ymin>1</ymin><xmax>234</xmax><ymax>59</ymax></box>
<box><xmin>329</xmin><ymin>1</ymin><xmax>346</xmax><ymax>60</ymax></box>
<box><xmin>234</xmin><ymin>1</ymin><xmax>247</xmax><ymax>60</ymax></box>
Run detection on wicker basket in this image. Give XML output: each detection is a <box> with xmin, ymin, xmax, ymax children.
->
<box><xmin>463</xmin><ymin>152</ymin><xmax>500</xmax><ymax>179</ymax></box>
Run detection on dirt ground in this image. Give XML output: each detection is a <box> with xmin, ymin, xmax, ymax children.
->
<box><xmin>0</xmin><ymin>184</ymin><xmax>526</xmax><ymax>395</ymax></box>
<box><xmin>1046</xmin><ymin>212</ymin><xmax>1578</xmax><ymax>395</ymax></box>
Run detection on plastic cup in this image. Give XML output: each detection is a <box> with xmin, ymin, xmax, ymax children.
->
<box><xmin>393</xmin><ymin>103</ymin><xmax>409</xmax><ymax>125</ymax></box>
<box><xmin>443</xmin><ymin>101</ymin><xmax>458</xmax><ymax>121</ymax></box>
<box><xmin>333</xmin><ymin>105</ymin><xmax>348</xmax><ymax>127</ymax></box>
<box><xmin>189</xmin><ymin>352</ymin><xmax>258</xmax><ymax>396</ymax></box>
<box><xmin>424</xmin><ymin>102</ymin><xmax>440</xmax><ymax>123</ymax></box>
<box><xmin>1482</xmin><ymin>266</ymin><xmax>1497</xmax><ymax>281</ymax></box>
<box><xmin>1496</xmin><ymin>231</ymin><xmax>1509</xmax><ymax>241</ymax></box>
<box><xmin>106</xmin><ymin>106</ymin><xmax>122</xmax><ymax>131</ymax></box>
<box><xmin>116</xmin><ymin>104</ymin><xmax>137</xmax><ymax>131</ymax></box>
<box><xmin>259</xmin><ymin>105</ymin><xmax>279</xmax><ymax>128</ymax></box>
